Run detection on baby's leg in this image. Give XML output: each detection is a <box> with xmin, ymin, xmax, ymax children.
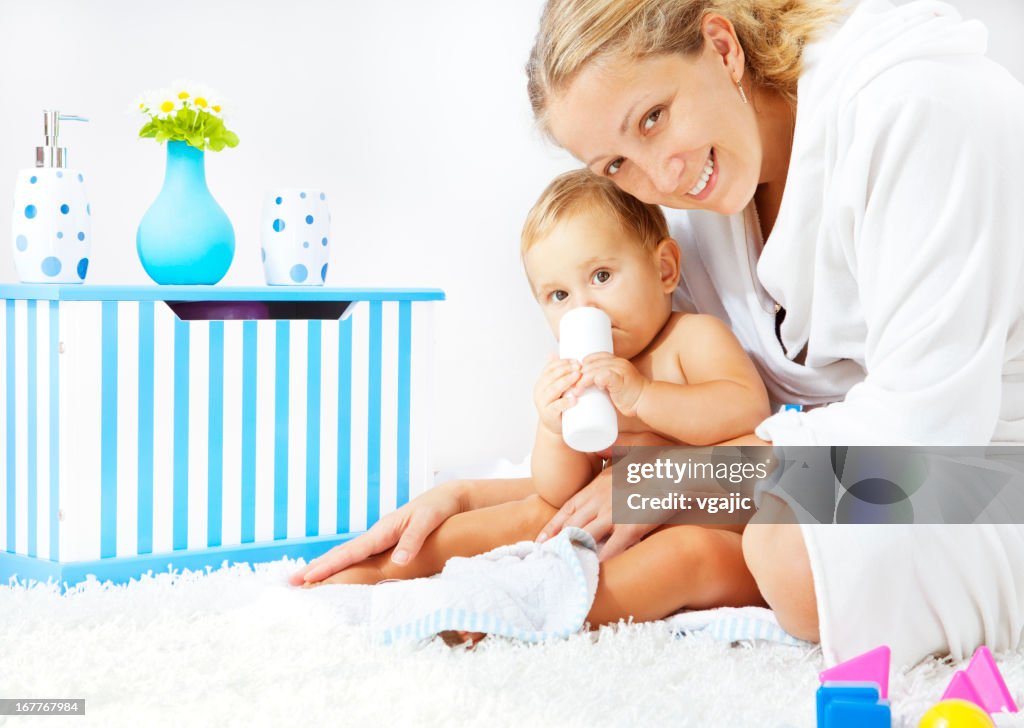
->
<box><xmin>312</xmin><ymin>493</ymin><xmax>558</xmax><ymax>586</ymax></box>
<box><xmin>586</xmin><ymin>524</ymin><xmax>764</xmax><ymax>627</ymax></box>
<box><xmin>448</xmin><ymin>524</ymin><xmax>763</xmax><ymax>647</ymax></box>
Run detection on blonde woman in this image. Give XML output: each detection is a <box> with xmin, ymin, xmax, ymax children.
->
<box><xmin>294</xmin><ymin>0</ymin><xmax>1024</xmax><ymax>668</ymax></box>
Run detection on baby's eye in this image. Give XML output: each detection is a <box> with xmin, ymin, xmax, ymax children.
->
<box><xmin>642</xmin><ymin>108</ymin><xmax>662</xmax><ymax>132</ymax></box>
<box><xmin>548</xmin><ymin>290</ymin><xmax>569</xmax><ymax>303</ymax></box>
<box><xmin>591</xmin><ymin>270</ymin><xmax>611</xmax><ymax>284</ymax></box>
<box><xmin>606</xmin><ymin>158</ymin><xmax>624</xmax><ymax>176</ymax></box>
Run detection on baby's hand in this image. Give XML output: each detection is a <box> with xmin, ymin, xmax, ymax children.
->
<box><xmin>534</xmin><ymin>355</ymin><xmax>582</xmax><ymax>434</ymax></box>
<box><xmin>575</xmin><ymin>353</ymin><xmax>650</xmax><ymax>417</ymax></box>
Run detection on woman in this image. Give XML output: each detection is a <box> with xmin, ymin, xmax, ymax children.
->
<box><xmin>293</xmin><ymin>0</ymin><xmax>1024</xmax><ymax>667</ymax></box>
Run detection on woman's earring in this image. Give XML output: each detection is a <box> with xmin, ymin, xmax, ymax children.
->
<box><xmin>736</xmin><ymin>79</ymin><xmax>748</xmax><ymax>105</ymax></box>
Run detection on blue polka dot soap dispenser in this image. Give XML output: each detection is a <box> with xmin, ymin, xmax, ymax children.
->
<box><xmin>12</xmin><ymin>110</ymin><xmax>91</xmax><ymax>283</ymax></box>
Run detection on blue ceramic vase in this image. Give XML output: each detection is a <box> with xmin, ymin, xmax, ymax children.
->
<box><xmin>136</xmin><ymin>140</ymin><xmax>234</xmax><ymax>284</ymax></box>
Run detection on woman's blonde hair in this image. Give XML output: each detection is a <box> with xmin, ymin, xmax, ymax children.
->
<box><xmin>527</xmin><ymin>0</ymin><xmax>842</xmax><ymax>128</ymax></box>
<box><xmin>522</xmin><ymin>169</ymin><xmax>668</xmax><ymax>255</ymax></box>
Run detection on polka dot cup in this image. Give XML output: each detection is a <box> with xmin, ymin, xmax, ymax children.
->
<box><xmin>12</xmin><ymin>168</ymin><xmax>91</xmax><ymax>283</ymax></box>
<box><xmin>260</xmin><ymin>189</ymin><xmax>331</xmax><ymax>285</ymax></box>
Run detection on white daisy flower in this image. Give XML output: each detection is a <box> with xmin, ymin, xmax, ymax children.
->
<box><xmin>169</xmin><ymin>78</ymin><xmax>196</xmax><ymax>105</ymax></box>
<box><xmin>150</xmin><ymin>87</ymin><xmax>180</xmax><ymax>118</ymax></box>
<box><xmin>189</xmin><ymin>82</ymin><xmax>216</xmax><ymax>113</ymax></box>
<box><xmin>206</xmin><ymin>89</ymin><xmax>231</xmax><ymax>118</ymax></box>
<box><xmin>130</xmin><ymin>91</ymin><xmax>150</xmax><ymax>115</ymax></box>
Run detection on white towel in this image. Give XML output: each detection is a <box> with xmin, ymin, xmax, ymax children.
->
<box><xmin>665</xmin><ymin>606</ymin><xmax>809</xmax><ymax>647</ymax></box>
<box><xmin>303</xmin><ymin>542</ymin><xmax>806</xmax><ymax>648</ymax></box>
<box><xmin>371</xmin><ymin>526</ymin><xmax>599</xmax><ymax>644</ymax></box>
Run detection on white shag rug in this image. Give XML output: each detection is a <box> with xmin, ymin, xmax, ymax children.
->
<box><xmin>2</xmin><ymin>560</ymin><xmax>1024</xmax><ymax>728</ymax></box>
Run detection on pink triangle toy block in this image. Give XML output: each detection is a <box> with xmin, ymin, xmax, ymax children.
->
<box><xmin>819</xmin><ymin>646</ymin><xmax>891</xmax><ymax>699</ymax></box>
<box><xmin>941</xmin><ymin>646</ymin><xmax>1018</xmax><ymax>715</ymax></box>
<box><xmin>943</xmin><ymin>671</ymin><xmax>985</xmax><ymax>709</ymax></box>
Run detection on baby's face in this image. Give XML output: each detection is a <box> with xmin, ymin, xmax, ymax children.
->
<box><xmin>524</xmin><ymin>206</ymin><xmax>676</xmax><ymax>359</ymax></box>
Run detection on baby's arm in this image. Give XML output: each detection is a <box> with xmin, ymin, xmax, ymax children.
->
<box><xmin>531</xmin><ymin>422</ymin><xmax>601</xmax><ymax>508</ymax></box>
<box><xmin>641</xmin><ymin>314</ymin><xmax>769</xmax><ymax>444</ymax></box>
<box><xmin>531</xmin><ymin>356</ymin><xmax>602</xmax><ymax>507</ymax></box>
<box><xmin>579</xmin><ymin>314</ymin><xmax>769</xmax><ymax>445</ymax></box>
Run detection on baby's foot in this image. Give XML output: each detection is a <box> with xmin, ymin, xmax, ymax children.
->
<box><xmin>438</xmin><ymin>631</ymin><xmax>488</xmax><ymax>648</ymax></box>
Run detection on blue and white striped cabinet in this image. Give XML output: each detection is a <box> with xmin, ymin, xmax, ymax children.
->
<box><xmin>0</xmin><ymin>285</ymin><xmax>443</xmax><ymax>586</ymax></box>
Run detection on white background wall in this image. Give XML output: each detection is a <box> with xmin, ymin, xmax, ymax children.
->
<box><xmin>0</xmin><ymin>0</ymin><xmax>1021</xmax><ymax>471</ymax></box>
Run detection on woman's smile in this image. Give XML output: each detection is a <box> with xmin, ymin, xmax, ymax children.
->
<box><xmin>686</xmin><ymin>147</ymin><xmax>718</xmax><ymax>200</ymax></box>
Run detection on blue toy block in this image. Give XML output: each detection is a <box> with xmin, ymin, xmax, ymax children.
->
<box><xmin>817</xmin><ymin>684</ymin><xmax>886</xmax><ymax>728</ymax></box>
<box><xmin>825</xmin><ymin>699</ymin><xmax>891</xmax><ymax>728</ymax></box>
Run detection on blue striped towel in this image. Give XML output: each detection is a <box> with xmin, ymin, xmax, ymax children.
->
<box><xmin>665</xmin><ymin>606</ymin><xmax>809</xmax><ymax>647</ymax></box>
<box><xmin>310</xmin><ymin>535</ymin><xmax>806</xmax><ymax>648</ymax></box>
<box><xmin>371</xmin><ymin>526</ymin><xmax>599</xmax><ymax>645</ymax></box>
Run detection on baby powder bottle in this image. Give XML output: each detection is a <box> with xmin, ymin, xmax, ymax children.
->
<box><xmin>559</xmin><ymin>306</ymin><xmax>618</xmax><ymax>452</ymax></box>
<box><xmin>12</xmin><ymin>110</ymin><xmax>92</xmax><ymax>283</ymax></box>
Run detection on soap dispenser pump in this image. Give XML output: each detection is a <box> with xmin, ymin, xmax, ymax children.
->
<box><xmin>12</xmin><ymin>110</ymin><xmax>92</xmax><ymax>283</ymax></box>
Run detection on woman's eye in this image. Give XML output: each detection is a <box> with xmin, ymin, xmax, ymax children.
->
<box><xmin>592</xmin><ymin>270</ymin><xmax>611</xmax><ymax>284</ymax></box>
<box><xmin>549</xmin><ymin>290</ymin><xmax>568</xmax><ymax>303</ymax></box>
<box><xmin>642</xmin><ymin>108</ymin><xmax>662</xmax><ymax>132</ymax></box>
<box><xmin>606</xmin><ymin>158</ymin><xmax>624</xmax><ymax>176</ymax></box>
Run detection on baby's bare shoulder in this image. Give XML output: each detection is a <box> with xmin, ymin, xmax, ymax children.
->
<box><xmin>659</xmin><ymin>312</ymin><xmax>739</xmax><ymax>363</ymax></box>
<box><xmin>663</xmin><ymin>311</ymin><xmax>732</xmax><ymax>344</ymax></box>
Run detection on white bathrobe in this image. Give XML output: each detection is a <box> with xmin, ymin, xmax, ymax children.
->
<box><xmin>666</xmin><ymin>0</ymin><xmax>1024</xmax><ymax>666</ymax></box>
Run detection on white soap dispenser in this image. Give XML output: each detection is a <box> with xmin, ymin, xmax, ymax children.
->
<box><xmin>12</xmin><ymin>110</ymin><xmax>92</xmax><ymax>283</ymax></box>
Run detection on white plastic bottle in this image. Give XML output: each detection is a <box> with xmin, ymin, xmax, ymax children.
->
<box><xmin>559</xmin><ymin>306</ymin><xmax>618</xmax><ymax>452</ymax></box>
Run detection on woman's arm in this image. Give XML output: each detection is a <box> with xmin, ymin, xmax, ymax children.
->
<box><xmin>290</xmin><ymin>476</ymin><xmax>537</xmax><ymax>585</ymax></box>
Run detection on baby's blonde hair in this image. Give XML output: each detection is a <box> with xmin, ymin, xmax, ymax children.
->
<box><xmin>526</xmin><ymin>0</ymin><xmax>842</xmax><ymax>131</ymax></box>
<box><xmin>522</xmin><ymin>169</ymin><xmax>668</xmax><ymax>255</ymax></box>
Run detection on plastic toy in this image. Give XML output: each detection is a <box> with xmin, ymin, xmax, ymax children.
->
<box><xmin>943</xmin><ymin>672</ymin><xmax>986</xmax><ymax>713</ymax></box>
<box><xmin>814</xmin><ymin>644</ymin><xmax>1017</xmax><ymax>728</ymax></box>
<box><xmin>941</xmin><ymin>646</ymin><xmax>1018</xmax><ymax>715</ymax></box>
<box><xmin>917</xmin><ymin>699</ymin><xmax>995</xmax><ymax>728</ymax></box>
<box><xmin>817</xmin><ymin>684</ymin><xmax>891</xmax><ymax>727</ymax></box>
<box><xmin>817</xmin><ymin>646</ymin><xmax>893</xmax><ymax>727</ymax></box>
<box><xmin>824</xmin><ymin>699</ymin><xmax>891</xmax><ymax>728</ymax></box>
<box><xmin>820</xmin><ymin>645</ymin><xmax>892</xmax><ymax>699</ymax></box>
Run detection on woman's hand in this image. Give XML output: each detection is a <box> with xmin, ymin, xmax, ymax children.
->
<box><xmin>288</xmin><ymin>480</ymin><xmax>467</xmax><ymax>585</ymax></box>
<box><xmin>533</xmin><ymin>355</ymin><xmax>582</xmax><ymax>434</ymax></box>
<box><xmin>535</xmin><ymin>467</ymin><xmax>658</xmax><ymax>561</ymax></box>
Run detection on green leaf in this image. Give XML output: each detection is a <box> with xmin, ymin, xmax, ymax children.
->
<box><xmin>136</xmin><ymin>98</ymin><xmax>239</xmax><ymax>151</ymax></box>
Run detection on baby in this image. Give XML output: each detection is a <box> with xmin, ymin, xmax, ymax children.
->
<box><xmin>310</xmin><ymin>169</ymin><xmax>771</xmax><ymax>632</ymax></box>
